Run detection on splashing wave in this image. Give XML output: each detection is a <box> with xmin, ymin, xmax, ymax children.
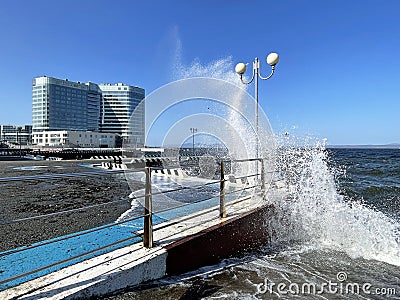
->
<box><xmin>268</xmin><ymin>139</ymin><xmax>400</xmax><ymax>266</ymax></box>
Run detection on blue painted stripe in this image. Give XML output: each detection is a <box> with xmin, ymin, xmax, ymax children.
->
<box><xmin>0</xmin><ymin>216</ymin><xmax>161</xmax><ymax>290</ymax></box>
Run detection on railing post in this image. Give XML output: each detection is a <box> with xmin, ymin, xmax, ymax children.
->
<box><xmin>220</xmin><ymin>161</ymin><xmax>226</xmax><ymax>218</ymax></box>
<box><xmin>143</xmin><ymin>167</ymin><xmax>153</xmax><ymax>248</ymax></box>
<box><xmin>260</xmin><ymin>158</ymin><xmax>266</xmax><ymax>198</ymax></box>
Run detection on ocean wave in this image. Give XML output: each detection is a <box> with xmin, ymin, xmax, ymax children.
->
<box><xmin>268</xmin><ymin>141</ymin><xmax>400</xmax><ymax>267</ymax></box>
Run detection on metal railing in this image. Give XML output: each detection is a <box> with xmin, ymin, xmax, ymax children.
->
<box><xmin>0</xmin><ymin>157</ymin><xmax>271</xmax><ymax>289</ymax></box>
<box><xmin>142</xmin><ymin>157</ymin><xmax>268</xmax><ymax>248</ymax></box>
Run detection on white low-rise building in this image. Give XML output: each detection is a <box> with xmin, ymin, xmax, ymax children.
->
<box><xmin>32</xmin><ymin>130</ymin><xmax>117</xmax><ymax>148</ymax></box>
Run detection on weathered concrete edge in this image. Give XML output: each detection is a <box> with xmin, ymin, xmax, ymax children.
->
<box><xmin>0</xmin><ymin>245</ymin><xmax>168</xmax><ymax>300</ymax></box>
<box><xmin>164</xmin><ymin>204</ymin><xmax>272</xmax><ymax>275</ymax></box>
<box><xmin>66</xmin><ymin>248</ymin><xmax>168</xmax><ymax>300</ymax></box>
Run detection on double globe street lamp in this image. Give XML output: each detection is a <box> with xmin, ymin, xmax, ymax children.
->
<box><xmin>235</xmin><ymin>52</ymin><xmax>280</xmax><ymax>178</ymax></box>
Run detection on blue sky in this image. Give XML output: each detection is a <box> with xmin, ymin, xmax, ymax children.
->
<box><xmin>0</xmin><ymin>0</ymin><xmax>399</xmax><ymax>145</ymax></box>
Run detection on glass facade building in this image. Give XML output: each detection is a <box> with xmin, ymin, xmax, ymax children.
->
<box><xmin>32</xmin><ymin>77</ymin><xmax>145</xmax><ymax>147</ymax></box>
<box><xmin>32</xmin><ymin>77</ymin><xmax>101</xmax><ymax>132</ymax></box>
<box><xmin>99</xmin><ymin>83</ymin><xmax>145</xmax><ymax>145</ymax></box>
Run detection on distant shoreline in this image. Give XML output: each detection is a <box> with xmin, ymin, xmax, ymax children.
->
<box><xmin>327</xmin><ymin>144</ymin><xmax>400</xmax><ymax>149</ymax></box>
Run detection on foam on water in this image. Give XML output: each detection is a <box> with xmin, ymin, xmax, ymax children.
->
<box><xmin>269</xmin><ymin>138</ymin><xmax>400</xmax><ymax>266</ymax></box>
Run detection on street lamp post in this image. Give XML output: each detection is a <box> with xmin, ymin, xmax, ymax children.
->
<box><xmin>235</xmin><ymin>52</ymin><xmax>279</xmax><ymax>178</ymax></box>
<box><xmin>190</xmin><ymin>127</ymin><xmax>197</xmax><ymax>156</ymax></box>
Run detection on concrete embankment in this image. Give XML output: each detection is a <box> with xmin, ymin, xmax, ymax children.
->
<box><xmin>1</xmin><ymin>197</ymin><xmax>273</xmax><ymax>299</ymax></box>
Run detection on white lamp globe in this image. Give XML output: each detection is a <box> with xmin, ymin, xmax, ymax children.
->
<box><xmin>235</xmin><ymin>63</ymin><xmax>247</xmax><ymax>75</ymax></box>
<box><xmin>266</xmin><ymin>53</ymin><xmax>280</xmax><ymax>66</ymax></box>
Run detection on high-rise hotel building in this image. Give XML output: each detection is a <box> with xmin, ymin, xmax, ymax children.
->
<box><xmin>99</xmin><ymin>83</ymin><xmax>145</xmax><ymax>144</ymax></box>
<box><xmin>32</xmin><ymin>76</ymin><xmax>145</xmax><ymax>146</ymax></box>
<box><xmin>32</xmin><ymin>77</ymin><xmax>102</xmax><ymax>132</ymax></box>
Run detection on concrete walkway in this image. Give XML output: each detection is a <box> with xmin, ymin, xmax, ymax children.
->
<box><xmin>0</xmin><ymin>194</ymin><xmax>225</xmax><ymax>290</ymax></box>
<box><xmin>0</xmin><ymin>195</ymin><xmax>272</xmax><ymax>299</ymax></box>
